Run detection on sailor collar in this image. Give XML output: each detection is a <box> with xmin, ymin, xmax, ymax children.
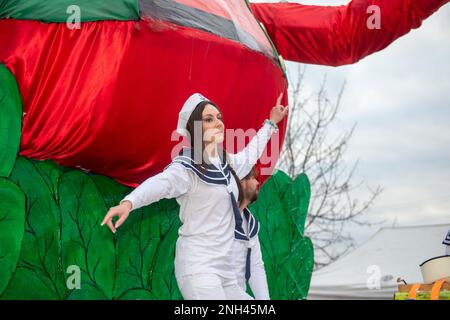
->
<box><xmin>172</xmin><ymin>147</ymin><xmax>231</xmax><ymax>187</ymax></box>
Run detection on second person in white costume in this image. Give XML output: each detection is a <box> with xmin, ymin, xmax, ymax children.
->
<box><xmin>233</xmin><ymin>165</ymin><xmax>270</xmax><ymax>300</ymax></box>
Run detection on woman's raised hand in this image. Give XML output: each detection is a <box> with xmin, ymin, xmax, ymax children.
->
<box><xmin>101</xmin><ymin>201</ymin><xmax>131</xmax><ymax>233</ymax></box>
<box><xmin>269</xmin><ymin>93</ymin><xmax>289</xmax><ymax>124</ymax></box>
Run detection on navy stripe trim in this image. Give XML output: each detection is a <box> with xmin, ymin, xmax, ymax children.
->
<box><xmin>243</xmin><ymin>208</ymin><xmax>259</xmax><ymax>239</ymax></box>
<box><xmin>177</xmin><ymin>147</ymin><xmax>230</xmax><ymax>169</ymax></box>
<box><xmin>173</xmin><ymin>158</ymin><xmax>231</xmax><ymax>181</ymax></box>
<box><xmin>176</xmin><ymin>155</ymin><xmax>230</xmax><ymax>173</ymax></box>
<box><xmin>245</xmin><ymin>247</ymin><xmax>252</xmax><ymax>282</ymax></box>
<box><xmin>174</xmin><ymin>160</ymin><xmax>229</xmax><ymax>186</ymax></box>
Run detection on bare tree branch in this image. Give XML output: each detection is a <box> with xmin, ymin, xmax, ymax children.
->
<box><xmin>276</xmin><ymin>65</ymin><xmax>384</xmax><ymax>269</ymax></box>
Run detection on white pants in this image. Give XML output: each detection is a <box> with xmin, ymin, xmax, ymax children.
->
<box><xmin>176</xmin><ymin>273</ymin><xmax>254</xmax><ymax>300</ymax></box>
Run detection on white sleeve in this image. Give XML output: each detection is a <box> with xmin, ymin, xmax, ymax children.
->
<box><xmin>248</xmin><ymin>237</ymin><xmax>271</xmax><ymax>300</ymax></box>
<box><xmin>119</xmin><ymin>162</ymin><xmax>193</xmax><ymax>212</ymax></box>
<box><xmin>228</xmin><ymin>122</ymin><xmax>276</xmax><ymax>179</ymax></box>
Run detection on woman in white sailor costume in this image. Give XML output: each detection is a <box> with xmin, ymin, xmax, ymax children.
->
<box><xmin>101</xmin><ymin>92</ymin><xmax>288</xmax><ymax>299</ymax></box>
<box><xmin>232</xmin><ymin>166</ymin><xmax>270</xmax><ymax>300</ymax></box>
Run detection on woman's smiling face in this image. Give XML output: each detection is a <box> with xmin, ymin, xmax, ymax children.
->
<box><xmin>202</xmin><ymin>103</ymin><xmax>224</xmax><ymax>144</ymax></box>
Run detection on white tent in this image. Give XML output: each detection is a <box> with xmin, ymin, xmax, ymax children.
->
<box><xmin>308</xmin><ymin>224</ymin><xmax>450</xmax><ymax>300</ymax></box>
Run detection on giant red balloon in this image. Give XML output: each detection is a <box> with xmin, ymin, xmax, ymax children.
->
<box><xmin>0</xmin><ymin>0</ymin><xmax>447</xmax><ymax>187</ymax></box>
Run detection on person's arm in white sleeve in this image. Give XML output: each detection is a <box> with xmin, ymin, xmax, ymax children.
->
<box><xmin>248</xmin><ymin>236</ymin><xmax>270</xmax><ymax>300</ymax></box>
<box><xmin>228</xmin><ymin>122</ymin><xmax>277</xmax><ymax>179</ymax></box>
<box><xmin>119</xmin><ymin>162</ymin><xmax>193</xmax><ymax>212</ymax></box>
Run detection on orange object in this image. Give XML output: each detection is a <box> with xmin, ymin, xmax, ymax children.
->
<box><xmin>430</xmin><ymin>279</ymin><xmax>448</xmax><ymax>300</ymax></box>
<box><xmin>407</xmin><ymin>284</ymin><xmax>421</xmax><ymax>299</ymax></box>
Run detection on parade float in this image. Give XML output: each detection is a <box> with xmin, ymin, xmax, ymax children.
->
<box><xmin>0</xmin><ymin>0</ymin><xmax>448</xmax><ymax>299</ymax></box>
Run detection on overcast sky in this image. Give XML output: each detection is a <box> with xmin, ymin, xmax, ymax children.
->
<box><xmin>251</xmin><ymin>0</ymin><xmax>450</xmax><ymax>245</ymax></box>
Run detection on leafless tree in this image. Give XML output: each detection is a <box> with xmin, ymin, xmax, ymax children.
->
<box><xmin>276</xmin><ymin>65</ymin><xmax>383</xmax><ymax>269</ymax></box>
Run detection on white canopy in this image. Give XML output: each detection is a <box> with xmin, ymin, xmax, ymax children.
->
<box><xmin>308</xmin><ymin>224</ymin><xmax>450</xmax><ymax>300</ymax></box>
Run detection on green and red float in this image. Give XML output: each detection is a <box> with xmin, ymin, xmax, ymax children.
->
<box><xmin>0</xmin><ymin>0</ymin><xmax>448</xmax><ymax>299</ymax></box>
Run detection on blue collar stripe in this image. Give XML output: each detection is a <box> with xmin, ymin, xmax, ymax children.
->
<box><xmin>250</xmin><ymin>220</ymin><xmax>259</xmax><ymax>238</ymax></box>
<box><xmin>177</xmin><ymin>148</ymin><xmax>230</xmax><ymax>168</ymax></box>
<box><xmin>230</xmin><ymin>192</ymin><xmax>247</xmax><ymax>240</ymax></box>
<box><xmin>235</xmin><ymin>229</ymin><xmax>248</xmax><ymax>240</ymax></box>
<box><xmin>237</xmin><ymin>208</ymin><xmax>259</xmax><ymax>240</ymax></box>
<box><xmin>173</xmin><ymin>157</ymin><xmax>228</xmax><ymax>178</ymax></box>
<box><xmin>176</xmin><ymin>155</ymin><xmax>230</xmax><ymax>173</ymax></box>
<box><xmin>173</xmin><ymin>159</ymin><xmax>230</xmax><ymax>183</ymax></box>
<box><xmin>245</xmin><ymin>248</ymin><xmax>252</xmax><ymax>281</ymax></box>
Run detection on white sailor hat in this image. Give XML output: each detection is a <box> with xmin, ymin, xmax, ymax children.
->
<box><xmin>176</xmin><ymin>93</ymin><xmax>210</xmax><ymax>136</ymax></box>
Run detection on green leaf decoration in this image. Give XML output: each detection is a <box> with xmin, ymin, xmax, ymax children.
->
<box><xmin>149</xmin><ymin>199</ymin><xmax>182</xmax><ymax>300</ymax></box>
<box><xmin>118</xmin><ymin>288</ymin><xmax>157</xmax><ymax>300</ymax></box>
<box><xmin>0</xmin><ymin>156</ymin><xmax>314</xmax><ymax>299</ymax></box>
<box><xmin>1</xmin><ymin>268</ymin><xmax>61</xmax><ymax>300</ymax></box>
<box><xmin>58</xmin><ymin>170</ymin><xmax>115</xmax><ymax>299</ymax></box>
<box><xmin>67</xmin><ymin>283</ymin><xmax>108</xmax><ymax>300</ymax></box>
<box><xmin>33</xmin><ymin>159</ymin><xmax>67</xmax><ymax>205</ymax></box>
<box><xmin>278</xmin><ymin>237</ymin><xmax>314</xmax><ymax>299</ymax></box>
<box><xmin>282</xmin><ymin>173</ymin><xmax>311</xmax><ymax>237</ymax></box>
<box><xmin>0</xmin><ymin>64</ymin><xmax>22</xmax><ymax>177</ymax></box>
<box><xmin>2</xmin><ymin>158</ymin><xmax>65</xmax><ymax>299</ymax></box>
<box><xmin>0</xmin><ymin>177</ymin><xmax>25</xmax><ymax>296</ymax></box>
<box><xmin>114</xmin><ymin>203</ymin><xmax>161</xmax><ymax>300</ymax></box>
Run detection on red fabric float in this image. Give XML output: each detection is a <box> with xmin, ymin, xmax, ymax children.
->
<box><xmin>0</xmin><ymin>19</ymin><xmax>287</xmax><ymax>187</ymax></box>
<box><xmin>251</xmin><ymin>0</ymin><xmax>450</xmax><ymax>66</ymax></box>
<box><xmin>0</xmin><ymin>0</ymin><xmax>448</xmax><ymax>187</ymax></box>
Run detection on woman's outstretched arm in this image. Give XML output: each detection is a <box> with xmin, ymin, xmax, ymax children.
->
<box><xmin>119</xmin><ymin>162</ymin><xmax>193</xmax><ymax>211</ymax></box>
<box><xmin>101</xmin><ymin>162</ymin><xmax>193</xmax><ymax>233</ymax></box>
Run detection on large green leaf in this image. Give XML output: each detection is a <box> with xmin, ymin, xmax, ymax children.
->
<box><xmin>91</xmin><ymin>173</ymin><xmax>162</xmax><ymax>300</ymax></box>
<box><xmin>0</xmin><ymin>157</ymin><xmax>314</xmax><ymax>300</ymax></box>
<box><xmin>113</xmin><ymin>205</ymin><xmax>161</xmax><ymax>299</ymax></box>
<box><xmin>3</xmin><ymin>157</ymin><xmax>65</xmax><ymax>299</ymax></box>
<box><xmin>67</xmin><ymin>283</ymin><xmax>107</xmax><ymax>300</ymax></box>
<box><xmin>0</xmin><ymin>177</ymin><xmax>25</xmax><ymax>296</ymax></box>
<box><xmin>0</xmin><ymin>268</ymin><xmax>61</xmax><ymax>300</ymax></box>
<box><xmin>119</xmin><ymin>288</ymin><xmax>157</xmax><ymax>300</ymax></box>
<box><xmin>278</xmin><ymin>237</ymin><xmax>314</xmax><ymax>299</ymax></box>
<box><xmin>90</xmin><ymin>174</ymin><xmax>129</xmax><ymax>210</ymax></box>
<box><xmin>150</xmin><ymin>199</ymin><xmax>183</xmax><ymax>300</ymax></box>
<box><xmin>33</xmin><ymin>159</ymin><xmax>68</xmax><ymax>205</ymax></box>
<box><xmin>0</xmin><ymin>64</ymin><xmax>22</xmax><ymax>177</ymax></box>
<box><xmin>59</xmin><ymin>170</ymin><xmax>115</xmax><ymax>299</ymax></box>
<box><xmin>282</xmin><ymin>173</ymin><xmax>311</xmax><ymax>237</ymax></box>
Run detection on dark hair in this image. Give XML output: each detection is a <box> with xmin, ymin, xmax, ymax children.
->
<box><xmin>243</xmin><ymin>165</ymin><xmax>258</xmax><ymax>181</ymax></box>
<box><xmin>186</xmin><ymin>100</ymin><xmax>243</xmax><ymax>203</ymax></box>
